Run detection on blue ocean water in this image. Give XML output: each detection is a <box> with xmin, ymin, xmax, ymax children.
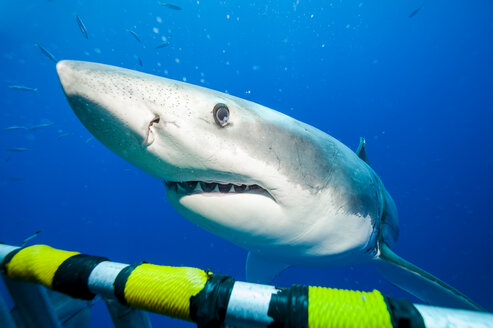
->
<box><xmin>0</xmin><ymin>0</ymin><xmax>492</xmax><ymax>326</ymax></box>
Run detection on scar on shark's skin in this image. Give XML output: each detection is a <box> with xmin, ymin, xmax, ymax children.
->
<box><xmin>163</xmin><ymin>120</ymin><xmax>180</xmax><ymax>128</ymax></box>
<box><xmin>57</xmin><ymin>60</ymin><xmax>484</xmax><ymax>311</ymax></box>
<box><xmin>268</xmin><ymin>146</ymin><xmax>281</xmax><ymax>170</ymax></box>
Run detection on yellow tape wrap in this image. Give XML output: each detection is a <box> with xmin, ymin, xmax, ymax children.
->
<box><xmin>308</xmin><ymin>286</ymin><xmax>393</xmax><ymax>328</ymax></box>
<box><xmin>123</xmin><ymin>263</ymin><xmax>209</xmax><ymax>321</ymax></box>
<box><xmin>5</xmin><ymin>245</ymin><xmax>79</xmax><ymax>288</ymax></box>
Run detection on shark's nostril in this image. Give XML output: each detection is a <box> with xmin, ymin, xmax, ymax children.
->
<box><xmin>151</xmin><ymin>116</ymin><xmax>160</xmax><ymax>125</ymax></box>
<box><xmin>143</xmin><ymin>116</ymin><xmax>160</xmax><ymax>147</ymax></box>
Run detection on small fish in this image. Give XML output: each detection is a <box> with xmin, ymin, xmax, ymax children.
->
<box><xmin>35</xmin><ymin>42</ymin><xmax>57</xmax><ymax>63</ymax></box>
<box><xmin>126</xmin><ymin>29</ymin><xmax>141</xmax><ymax>42</ymax></box>
<box><xmin>5</xmin><ymin>126</ymin><xmax>27</xmax><ymax>131</ymax></box>
<box><xmin>7</xmin><ymin>148</ymin><xmax>30</xmax><ymax>152</ymax></box>
<box><xmin>76</xmin><ymin>14</ymin><xmax>88</xmax><ymax>39</ymax></box>
<box><xmin>154</xmin><ymin>41</ymin><xmax>170</xmax><ymax>49</ymax></box>
<box><xmin>158</xmin><ymin>2</ymin><xmax>182</xmax><ymax>10</ymax></box>
<box><xmin>84</xmin><ymin>136</ymin><xmax>94</xmax><ymax>144</ymax></box>
<box><xmin>409</xmin><ymin>4</ymin><xmax>424</xmax><ymax>18</ymax></box>
<box><xmin>57</xmin><ymin>132</ymin><xmax>71</xmax><ymax>139</ymax></box>
<box><xmin>137</xmin><ymin>56</ymin><xmax>143</xmax><ymax>67</ymax></box>
<box><xmin>29</xmin><ymin>122</ymin><xmax>54</xmax><ymax>130</ymax></box>
<box><xmin>8</xmin><ymin>85</ymin><xmax>38</xmax><ymax>92</ymax></box>
<box><xmin>22</xmin><ymin>230</ymin><xmax>42</xmax><ymax>247</ymax></box>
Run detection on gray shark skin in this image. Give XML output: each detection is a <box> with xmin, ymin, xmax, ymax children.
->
<box><xmin>57</xmin><ymin>60</ymin><xmax>482</xmax><ymax>311</ymax></box>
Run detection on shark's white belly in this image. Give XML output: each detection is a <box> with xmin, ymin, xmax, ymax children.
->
<box><xmin>166</xmin><ymin>188</ymin><xmax>376</xmax><ymax>267</ymax></box>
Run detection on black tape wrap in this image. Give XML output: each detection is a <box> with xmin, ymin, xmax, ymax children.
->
<box><xmin>385</xmin><ymin>297</ymin><xmax>426</xmax><ymax>328</ymax></box>
<box><xmin>113</xmin><ymin>263</ymin><xmax>141</xmax><ymax>305</ymax></box>
<box><xmin>268</xmin><ymin>284</ymin><xmax>308</xmax><ymax>328</ymax></box>
<box><xmin>190</xmin><ymin>274</ymin><xmax>235</xmax><ymax>328</ymax></box>
<box><xmin>52</xmin><ymin>254</ymin><xmax>108</xmax><ymax>300</ymax></box>
<box><xmin>0</xmin><ymin>248</ymin><xmax>23</xmax><ymax>272</ymax></box>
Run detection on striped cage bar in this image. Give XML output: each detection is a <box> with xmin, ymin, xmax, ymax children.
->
<box><xmin>1</xmin><ymin>244</ymin><xmax>492</xmax><ymax>328</ymax></box>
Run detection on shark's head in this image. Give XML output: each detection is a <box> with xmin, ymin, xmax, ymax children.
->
<box><xmin>57</xmin><ymin>60</ymin><xmax>396</xmax><ymax>264</ymax></box>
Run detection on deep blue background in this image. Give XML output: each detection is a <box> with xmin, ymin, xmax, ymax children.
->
<box><xmin>1</xmin><ymin>1</ymin><xmax>492</xmax><ymax>326</ymax></box>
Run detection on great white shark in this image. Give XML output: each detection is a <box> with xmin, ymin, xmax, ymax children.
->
<box><xmin>56</xmin><ymin>60</ymin><xmax>482</xmax><ymax>311</ymax></box>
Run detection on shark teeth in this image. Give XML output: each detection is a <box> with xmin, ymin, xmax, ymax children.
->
<box><xmin>163</xmin><ymin>180</ymin><xmax>268</xmax><ymax>196</ymax></box>
<box><xmin>200</xmin><ymin>182</ymin><xmax>216</xmax><ymax>192</ymax></box>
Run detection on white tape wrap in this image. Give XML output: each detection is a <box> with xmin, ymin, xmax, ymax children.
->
<box><xmin>88</xmin><ymin>261</ymin><xmax>128</xmax><ymax>298</ymax></box>
<box><xmin>225</xmin><ymin>281</ymin><xmax>280</xmax><ymax>328</ymax></box>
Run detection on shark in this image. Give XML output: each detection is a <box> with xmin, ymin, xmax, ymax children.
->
<box><xmin>56</xmin><ymin>60</ymin><xmax>482</xmax><ymax>311</ymax></box>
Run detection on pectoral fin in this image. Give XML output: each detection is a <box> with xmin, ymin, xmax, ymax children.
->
<box><xmin>246</xmin><ymin>252</ymin><xmax>290</xmax><ymax>284</ymax></box>
<box><xmin>374</xmin><ymin>243</ymin><xmax>483</xmax><ymax>311</ymax></box>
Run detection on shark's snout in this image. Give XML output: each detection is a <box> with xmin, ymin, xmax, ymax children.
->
<box><xmin>56</xmin><ymin>60</ymin><xmax>73</xmax><ymax>89</ymax></box>
<box><xmin>57</xmin><ymin>60</ymin><xmax>159</xmax><ymax>140</ymax></box>
<box><xmin>57</xmin><ymin>60</ymin><xmax>169</xmax><ymax>177</ymax></box>
<box><xmin>56</xmin><ymin>60</ymin><xmax>89</xmax><ymax>97</ymax></box>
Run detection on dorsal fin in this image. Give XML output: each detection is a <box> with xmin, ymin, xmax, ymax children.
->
<box><xmin>356</xmin><ymin>137</ymin><xmax>370</xmax><ymax>165</ymax></box>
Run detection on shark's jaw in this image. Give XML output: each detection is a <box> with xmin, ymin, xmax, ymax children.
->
<box><xmin>162</xmin><ymin>179</ymin><xmax>283</xmax><ymax>248</ymax></box>
<box><xmin>163</xmin><ymin>181</ymin><xmax>286</xmax><ymax>250</ymax></box>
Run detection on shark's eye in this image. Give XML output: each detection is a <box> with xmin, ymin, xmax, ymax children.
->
<box><xmin>213</xmin><ymin>103</ymin><xmax>230</xmax><ymax>127</ymax></box>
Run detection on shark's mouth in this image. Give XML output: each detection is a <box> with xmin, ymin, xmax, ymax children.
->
<box><xmin>163</xmin><ymin>181</ymin><xmax>274</xmax><ymax>200</ymax></box>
